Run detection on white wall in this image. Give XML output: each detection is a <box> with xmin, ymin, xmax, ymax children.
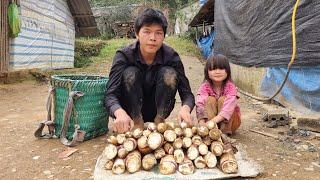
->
<box><xmin>9</xmin><ymin>0</ymin><xmax>75</xmax><ymax>70</ymax></box>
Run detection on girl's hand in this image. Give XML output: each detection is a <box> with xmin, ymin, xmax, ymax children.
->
<box><xmin>198</xmin><ymin>118</ymin><xmax>207</xmax><ymax>126</ymax></box>
<box><xmin>211</xmin><ymin>115</ymin><xmax>225</xmax><ymax>124</ymax></box>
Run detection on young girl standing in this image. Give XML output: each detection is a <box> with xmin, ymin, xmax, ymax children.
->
<box><xmin>196</xmin><ymin>54</ymin><xmax>241</xmax><ymax>135</ymax></box>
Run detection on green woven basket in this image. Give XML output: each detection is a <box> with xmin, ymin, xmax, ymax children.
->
<box><xmin>51</xmin><ymin>75</ymin><xmax>109</xmax><ymax>141</ymax></box>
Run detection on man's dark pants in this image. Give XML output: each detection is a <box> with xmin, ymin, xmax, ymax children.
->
<box><xmin>119</xmin><ymin>66</ymin><xmax>178</xmax><ymax>123</ymax></box>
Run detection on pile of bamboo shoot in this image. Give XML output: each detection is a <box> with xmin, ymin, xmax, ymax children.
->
<box><xmin>104</xmin><ymin>121</ymin><xmax>238</xmax><ymax>175</ymax></box>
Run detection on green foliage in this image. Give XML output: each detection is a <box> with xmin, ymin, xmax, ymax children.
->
<box><xmin>165</xmin><ymin>36</ymin><xmax>201</xmax><ymax>58</ymax></box>
<box><xmin>90</xmin><ymin>0</ymin><xmax>144</xmax><ymax>6</ymax></box>
<box><xmin>183</xmin><ymin>28</ymin><xmax>198</xmax><ymax>41</ymax></box>
<box><xmin>91</xmin><ymin>0</ymin><xmax>197</xmax><ymax>37</ymax></box>
<box><xmin>74</xmin><ymin>55</ymin><xmax>92</xmax><ymax>69</ymax></box>
<box><xmin>73</xmin><ymin>36</ymin><xmax>200</xmax><ymax>72</ymax></box>
<box><xmin>89</xmin><ymin>0</ymin><xmax>195</xmax><ymax>9</ymax></box>
<box><xmin>74</xmin><ymin>39</ymin><xmax>107</xmax><ymax>68</ymax></box>
<box><xmin>95</xmin><ymin>36</ymin><xmax>200</xmax><ymax>60</ymax></box>
<box><xmin>99</xmin><ymin>38</ymin><xmax>135</xmax><ymax>60</ymax></box>
<box><xmin>95</xmin><ymin>5</ymin><xmax>135</xmax><ymax>38</ymax></box>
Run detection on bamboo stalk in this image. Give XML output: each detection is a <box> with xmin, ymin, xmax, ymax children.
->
<box><xmin>117</xmin><ymin>146</ymin><xmax>129</xmax><ymax>159</ymax></box>
<box><xmin>173</xmin><ymin>138</ymin><xmax>183</xmax><ymax>149</ymax></box>
<box><xmin>112</xmin><ymin>158</ymin><xmax>125</xmax><ymax>174</ymax></box>
<box><xmin>125</xmin><ymin>150</ymin><xmax>142</xmax><ymax>173</ymax></box>
<box><xmin>194</xmin><ymin>156</ymin><xmax>206</xmax><ymax>169</ymax></box>
<box><xmin>163</xmin><ymin>142</ymin><xmax>174</xmax><ymax>155</ymax></box>
<box><xmin>157</xmin><ymin>122</ymin><xmax>167</xmax><ymax>133</ymax></box>
<box><xmin>210</xmin><ymin>141</ymin><xmax>224</xmax><ymax>156</ymax></box>
<box><xmin>198</xmin><ymin>143</ymin><xmax>208</xmax><ymax>155</ymax></box>
<box><xmin>147</xmin><ymin>123</ymin><xmax>157</xmax><ymax>131</ymax></box>
<box><xmin>143</xmin><ymin>129</ymin><xmax>151</xmax><ymax>137</ymax></box>
<box><xmin>174</xmin><ymin>127</ymin><xmax>183</xmax><ymax>136</ymax></box>
<box><xmin>220</xmin><ymin>151</ymin><xmax>238</xmax><ymax>174</ymax></box>
<box><xmin>164</xmin><ymin>129</ymin><xmax>176</xmax><ymax>142</ymax></box>
<box><xmin>154</xmin><ymin>147</ymin><xmax>166</xmax><ymax>159</ymax></box>
<box><xmin>197</xmin><ymin>126</ymin><xmax>209</xmax><ymax>137</ymax></box>
<box><xmin>123</xmin><ymin>138</ymin><xmax>137</xmax><ymax>152</ymax></box>
<box><xmin>107</xmin><ymin>135</ymin><xmax>118</xmax><ymax>145</ymax></box>
<box><xmin>104</xmin><ymin>144</ymin><xmax>118</xmax><ymax>160</ymax></box>
<box><xmin>187</xmin><ymin>145</ymin><xmax>199</xmax><ymax>160</ymax></box>
<box><xmin>173</xmin><ymin>149</ymin><xmax>184</xmax><ymax>164</ymax></box>
<box><xmin>133</xmin><ymin>128</ymin><xmax>143</xmax><ymax>139</ymax></box>
<box><xmin>159</xmin><ymin>155</ymin><xmax>177</xmax><ymax>175</ymax></box>
<box><xmin>191</xmin><ymin>135</ymin><xmax>202</xmax><ymax>146</ymax></box>
<box><xmin>104</xmin><ymin>159</ymin><xmax>114</xmax><ymax>170</ymax></box>
<box><xmin>178</xmin><ymin>158</ymin><xmax>195</xmax><ymax>175</ymax></box>
<box><xmin>184</xmin><ymin>128</ymin><xmax>193</xmax><ymax>138</ymax></box>
<box><xmin>137</xmin><ymin>136</ymin><xmax>148</xmax><ymax>149</ymax></box>
<box><xmin>116</xmin><ymin>134</ymin><xmax>126</xmax><ymax>144</ymax></box>
<box><xmin>209</xmin><ymin>128</ymin><xmax>222</xmax><ymax>140</ymax></box>
<box><xmin>147</xmin><ymin>132</ymin><xmax>164</xmax><ymax>150</ymax></box>
<box><xmin>204</xmin><ymin>152</ymin><xmax>217</xmax><ymax>168</ymax></box>
<box><xmin>142</xmin><ymin>154</ymin><xmax>157</xmax><ymax>171</ymax></box>
<box><xmin>182</xmin><ymin>137</ymin><xmax>192</xmax><ymax>148</ymax></box>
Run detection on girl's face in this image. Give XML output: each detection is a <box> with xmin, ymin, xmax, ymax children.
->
<box><xmin>208</xmin><ymin>68</ymin><xmax>228</xmax><ymax>84</ymax></box>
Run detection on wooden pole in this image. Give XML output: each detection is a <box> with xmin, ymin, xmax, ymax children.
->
<box><xmin>1</xmin><ymin>0</ymin><xmax>10</xmax><ymax>73</ymax></box>
<box><xmin>250</xmin><ymin>129</ymin><xmax>279</xmax><ymax>139</ymax></box>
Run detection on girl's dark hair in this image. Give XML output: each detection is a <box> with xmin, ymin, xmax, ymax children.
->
<box><xmin>204</xmin><ymin>54</ymin><xmax>232</xmax><ymax>87</ymax></box>
<box><xmin>134</xmin><ymin>8</ymin><xmax>168</xmax><ymax>36</ymax></box>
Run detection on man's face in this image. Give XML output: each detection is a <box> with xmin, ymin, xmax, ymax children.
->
<box><xmin>136</xmin><ymin>24</ymin><xmax>165</xmax><ymax>57</ymax></box>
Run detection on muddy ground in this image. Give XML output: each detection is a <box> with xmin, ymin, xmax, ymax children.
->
<box><xmin>0</xmin><ymin>56</ymin><xmax>319</xmax><ymax>180</ymax></box>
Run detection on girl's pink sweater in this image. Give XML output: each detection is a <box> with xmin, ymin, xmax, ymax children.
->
<box><xmin>196</xmin><ymin>80</ymin><xmax>241</xmax><ymax>121</ymax></box>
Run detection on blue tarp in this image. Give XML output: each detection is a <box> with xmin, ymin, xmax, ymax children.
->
<box><xmin>197</xmin><ymin>31</ymin><xmax>215</xmax><ymax>59</ymax></box>
<box><xmin>200</xmin><ymin>0</ymin><xmax>207</xmax><ymax>6</ymax></box>
<box><xmin>260</xmin><ymin>66</ymin><xmax>320</xmax><ymax>113</ymax></box>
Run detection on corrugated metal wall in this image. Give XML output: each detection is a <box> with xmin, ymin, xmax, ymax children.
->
<box><xmin>9</xmin><ymin>0</ymin><xmax>75</xmax><ymax>70</ymax></box>
<box><xmin>0</xmin><ymin>0</ymin><xmax>10</xmax><ymax>73</ymax></box>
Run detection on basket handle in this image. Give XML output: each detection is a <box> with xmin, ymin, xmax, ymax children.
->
<box><xmin>60</xmin><ymin>91</ymin><xmax>86</xmax><ymax>147</ymax></box>
<box><xmin>34</xmin><ymin>88</ymin><xmax>56</xmax><ymax>139</ymax></box>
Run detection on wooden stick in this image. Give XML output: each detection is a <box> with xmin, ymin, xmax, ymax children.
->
<box><xmin>250</xmin><ymin>129</ymin><xmax>278</xmax><ymax>139</ymax></box>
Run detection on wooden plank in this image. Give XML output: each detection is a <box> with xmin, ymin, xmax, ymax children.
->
<box><xmin>297</xmin><ymin>117</ymin><xmax>320</xmax><ymax>133</ymax></box>
<box><xmin>250</xmin><ymin>129</ymin><xmax>279</xmax><ymax>139</ymax></box>
<box><xmin>73</xmin><ymin>14</ymin><xmax>93</xmax><ymax>18</ymax></box>
<box><xmin>0</xmin><ymin>0</ymin><xmax>10</xmax><ymax>72</ymax></box>
<box><xmin>78</xmin><ymin>26</ymin><xmax>98</xmax><ymax>30</ymax></box>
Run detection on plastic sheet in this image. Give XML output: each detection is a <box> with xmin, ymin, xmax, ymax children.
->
<box><xmin>214</xmin><ymin>0</ymin><xmax>320</xmax><ymax>67</ymax></box>
<box><xmin>8</xmin><ymin>3</ymin><xmax>21</xmax><ymax>38</ymax></box>
<box><xmin>260</xmin><ymin>66</ymin><xmax>320</xmax><ymax>113</ymax></box>
<box><xmin>197</xmin><ymin>31</ymin><xmax>215</xmax><ymax>59</ymax></box>
<box><xmin>94</xmin><ymin>146</ymin><xmax>260</xmax><ymax>180</ymax></box>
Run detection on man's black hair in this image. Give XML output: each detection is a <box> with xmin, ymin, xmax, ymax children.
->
<box><xmin>134</xmin><ymin>8</ymin><xmax>168</xmax><ymax>36</ymax></box>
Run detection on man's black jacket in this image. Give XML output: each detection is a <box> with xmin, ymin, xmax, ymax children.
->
<box><xmin>105</xmin><ymin>41</ymin><xmax>195</xmax><ymax>118</ymax></box>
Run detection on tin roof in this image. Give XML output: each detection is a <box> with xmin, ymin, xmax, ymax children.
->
<box><xmin>189</xmin><ymin>0</ymin><xmax>214</xmax><ymax>27</ymax></box>
<box><xmin>67</xmin><ymin>0</ymin><xmax>100</xmax><ymax>37</ymax></box>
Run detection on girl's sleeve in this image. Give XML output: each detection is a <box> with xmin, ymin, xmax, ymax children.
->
<box><xmin>218</xmin><ymin>82</ymin><xmax>238</xmax><ymax>121</ymax></box>
<box><xmin>196</xmin><ymin>83</ymin><xmax>209</xmax><ymax>120</ymax></box>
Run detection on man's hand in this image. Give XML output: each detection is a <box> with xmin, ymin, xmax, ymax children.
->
<box><xmin>113</xmin><ymin>108</ymin><xmax>134</xmax><ymax>133</ymax></box>
<box><xmin>178</xmin><ymin>105</ymin><xmax>197</xmax><ymax>126</ymax></box>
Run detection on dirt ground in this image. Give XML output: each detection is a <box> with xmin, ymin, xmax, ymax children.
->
<box><xmin>0</xmin><ymin>56</ymin><xmax>319</xmax><ymax>180</ymax></box>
